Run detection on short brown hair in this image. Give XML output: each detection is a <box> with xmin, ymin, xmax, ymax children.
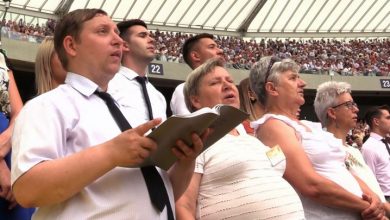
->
<box><xmin>182</xmin><ymin>33</ymin><xmax>214</xmax><ymax>69</ymax></box>
<box><xmin>184</xmin><ymin>57</ymin><xmax>225</xmax><ymax>112</ymax></box>
<box><xmin>54</xmin><ymin>8</ymin><xmax>107</xmax><ymax>69</ymax></box>
<box><xmin>117</xmin><ymin>19</ymin><xmax>147</xmax><ymax>40</ymax></box>
<box><xmin>364</xmin><ymin>105</ymin><xmax>390</xmax><ymax>128</ymax></box>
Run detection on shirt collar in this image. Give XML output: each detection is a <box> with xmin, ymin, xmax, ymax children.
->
<box><xmin>118</xmin><ymin>66</ymin><xmax>149</xmax><ymax>83</ymax></box>
<box><xmin>65</xmin><ymin>72</ymin><xmax>100</xmax><ymax>97</ymax></box>
<box><xmin>370</xmin><ymin>132</ymin><xmax>385</xmax><ymax>141</ymax></box>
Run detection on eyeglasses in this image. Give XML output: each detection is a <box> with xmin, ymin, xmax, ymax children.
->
<box><xmin>264</xmin><ymin>57</ymin><xmax>281</xmax><ymax>82</ymax></box>
<box><xmin>332</xmin><ymin>101</ymin><xmax>358</xmax><ymax>110</ymax></box>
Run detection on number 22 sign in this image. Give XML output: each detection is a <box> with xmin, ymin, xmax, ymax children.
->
<box><xmin>148</xmin><ymin>63</ymin><xmax>164</xmax><ymax>75</ymax></box>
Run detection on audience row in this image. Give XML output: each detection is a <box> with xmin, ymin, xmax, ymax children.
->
<box><xmin>151</xmin><ymin>30</ymin><xmax>389</xmax><ymax>76</ymax></box>
<box><xmin>1</xmin><ymin>18</ymin><xmax>388</xmax><ymax>76</ymax></box>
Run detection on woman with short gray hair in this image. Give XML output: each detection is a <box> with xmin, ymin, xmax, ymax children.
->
<box><xmin>250</xmin><ymin>56</ymin><xmax>385</xmax><ymax>219</ymax></box>
<box><xmin>314</xmin><ymin>81</ymin><xmax>352</xmax><ymax>127</ymax></box>
<box><xmin>176</xmin><ymin>57</ymin><xmax>305</xmax><ymax>220</ymax></box>
<box><xmin>314</xmin><ymin>81</ymin><xmax>390</xmax><ymax>216</ymax></box>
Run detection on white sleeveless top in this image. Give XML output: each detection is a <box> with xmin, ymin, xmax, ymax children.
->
<box><xmin>252</xmin><ymin>114</ymin><xmax>362</xmax><ymax>220</ymax></box>
<box><xmin>195</xmin><ymin>125</ymin><xmax>305</xmax><ymax>219</ymax></box>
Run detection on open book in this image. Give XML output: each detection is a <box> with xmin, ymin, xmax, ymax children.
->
<box><xmin>142</xmin><ymin>104</ymin><xmax>249</xmax><ymax>170</ymax></box>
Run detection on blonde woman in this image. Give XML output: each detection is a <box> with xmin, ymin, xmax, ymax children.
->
<box><xmin>237</xmin><ymin>77</ymin><xmax>264</xmax><ymax>135</ymax></box>
<box><xmin>34</xmin><ymin>36</ymin><xmax>66</xmax><ymax>95</ymax></box>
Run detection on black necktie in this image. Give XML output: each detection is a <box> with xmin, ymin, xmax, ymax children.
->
<box><xmin>94</xmin><ymin>90</ymin><xmax>174</xmax><ymax>220</ymax></box>
<box><xmin>135</xmin><ymin>76</ymin><xmax>153</xmax><ymax>120</ymax></box>
<box><xmin>381</xmin><ymin>139</ymin><xmax>390</xmax><ymax>156</ymax></box>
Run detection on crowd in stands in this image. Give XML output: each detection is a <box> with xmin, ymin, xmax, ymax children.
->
<box><xmin>0</xmin><ymin>18</ymin><xmax>56</xmax><ymax>43</ymax></box>
<box><xmin>151</xmin><ymin>30</ymin><xmax>390</xmax><ymax>76</ymax></box>
<box><xmin>1</xmin><ymin>19</ymin><xmax>389</xmax><ymax>76</ymax></box>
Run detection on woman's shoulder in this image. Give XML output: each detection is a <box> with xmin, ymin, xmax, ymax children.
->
<box><xmin>251</xmin><ymin>113</ymin><xmax>300</xmax><ymax>131</ymax></box>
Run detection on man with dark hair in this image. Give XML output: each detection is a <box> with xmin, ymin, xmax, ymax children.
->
<box><xmin>11</xmin><ymin>10</ymin><xmax>203</xmax><ymax>219</ymax></box>
<box><xmin>108</xmin><ymin>19</ymin><xmax>206</xmax><ymax>219</ymax></box>
<box><xmin>362</xmin><ymin>105</ymin><xmax>390</xmax><ymax>202</ymax></box>
<box><xmin>170</xmin><ymin>33</ymin><xmax>225</xmax><ymax>115</ymax></box>
<box><xmin>108</xmin><ymin>19</ymin><xmax>167</xmax><ymax>126</ymax></box>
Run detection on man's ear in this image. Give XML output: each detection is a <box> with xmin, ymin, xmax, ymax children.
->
<box><xmin>63</xmin><ymin>36</ymin><xmax>77</xmax><ymax>57</ymax></box>
<box><xmin>190</xmin><ymin>51</ymin><xmax>200</xmax><ymax>63</ymax></box>
<box><xmin>373</xmin><ymin>117</ymin><xmax>380</xmax><ymax>126</ymax></box>
<box><xmin>122</xmin><ymin>41</ymin><xmax>130</xmax><ymax>52</ymax></box>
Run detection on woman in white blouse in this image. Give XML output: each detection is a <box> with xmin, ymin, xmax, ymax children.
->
<box><xmin>249</xmin><ymin>56</ymin><xmax>385</xmax><ymax>220</ymax></box>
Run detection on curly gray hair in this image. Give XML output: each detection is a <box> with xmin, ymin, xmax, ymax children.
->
<box><xmin>184</xmin><ymin>58</ymin><xmax>225</xmax><ymax>112</ymax></box>
<box><xmin>314</xmin><ymin>81</ymin><xmax>351</xmax><ymax>127</ymax></box>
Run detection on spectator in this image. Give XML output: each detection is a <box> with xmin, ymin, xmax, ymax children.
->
<box><xmin>176</xmin><ymin>58</ymin><xmax>305</xmax><ymax>220</ymax></box>
<box><xmin>249</xmin><ymin>56</ymin><xmax>385</xmax><ymax>219</ymax></box>
<box><xmin>237</xmin><ymin>77</ymin><xmax>263</xmax><ymax>135</ymax></box>
<box><xmin>34</xmin><ymin>36</ymin><xmax>66</xmax><ymax>95</ymax></box>
<box><xmin>0</xmin><ymin>50</ymin><xmax>33</xmax><ymax>220</ymax></box>
<box><xmin>170</xmin><ymin>33</ymin><xmax>225</xmax><ymax>115</ymax></box>
<box><xmin>314</xmin><ymin>81</ymin><xmax>390</xmax><ymax>216</ymax></box>
<box><xmin>11</xmin><ymin>8</ymin><xmax>204</xmax><ymax>219</ymax></box>
<box><xmin>362</xmin><ymin>105</ymin><xmax>390</xmax><ymax>203</ymax></box>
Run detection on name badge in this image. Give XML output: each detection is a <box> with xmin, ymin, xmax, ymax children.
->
<box><xmin>266</xmin><ymin>145</ymin><xmax>286</xmax><ymax>166</ymax></box>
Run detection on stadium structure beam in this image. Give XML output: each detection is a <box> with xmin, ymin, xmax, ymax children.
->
<box><xmin>214</xmin><ymin>0</ymin><xmax>237</xmax><ymax>29</ymax></box>
<box><xmin>270</xmin><ymin>0</ymin><xmax>291</xmax><ymax>31</ymax></box>
<box><xmin>123</xmin><ymin>0</ymin><xmax>136</xmax><ymax>21</ymax></box>
<box><xmin>238</xmin><ymin>0</ymin><xmax>266</xmax><ymax>33</ymax></box>
<box><xmin>317</xmin><ymin>0</ymin><xmax>341</xmax><ymax>31</ymax></box>
<box><xmin>151</xmin><ymin>0</ymin><xmax>167</xmax><ymax>22</ymax></box>
<box><xmin>282</xmin><ymin>0</ymin><xmax>303</xmax><ymax>31</ymax></box>
<box><xmin>110</xmin><ymin>0</ymin><xmax>122</xmax><ymax>18</ymax></box>
<box><xmin>363</xmin><ymin>0</ymin><xmax>388</xmax><ymax>31</ymax></box>
<box><xmin>139</xmin><ymin>0</ymin><xmax>152</xmax><ymax>19</ymax></box>
<box><xmin>189</xmin><ymin>0</ymin><xmax>210</xmax><ymax>27</ymax></box>
<box><xmin>340</xmin><ymin>0</ymin><xmax>365</xmax><ymax>31</ymax></box>
<box><xmin>329</xmin><ymin>0</ymin><xmax>354</xmax><ymax>31</ymax></box>
<box><xmin>305</xmin><ymin>0</ymin><xmax>329</xmax><ymax>32</ymax></box>
<box><xmin>224</xmin><ymin>0</ymin><xmax>250</xmax><ymax>32</ymax></box>
<box><xmin>350</xmin><ymin>0</ymin><xmax>378</xmax><ymax>31</ymax></box>
<box><xmin>257</xmin><ymin>0</ymin><xmax>276</xmax><ymax>32</ymax></box>
<box><xmin>164</xmin><ymin>0</ymin><xmax>182</xmax><ymax>25</ymax></box>
<box><xmin>293</xmin><ymin>0</ymin><xmax>316</xmax><ymax>32</ymax></box>
<box><xmin>39</xmin><ymin>0</ymin><xmax>49</xmax><ymax>11</ymax></box>
<box><xmin>1</xmin><ymin>6</ymin><xmax>58</xmax><ymax>20</ymax></box>
<box><xmin>373</xmin><ymin>11</ymin><xmax>389</xmax><ymax>32</ymax></box>
<box><xmin>55</xmin><ymin>0</ymin><xmax>74</xmax><ymax>18</ymax></box>
<box><xmin>201</xmin><ymin>0</ymin><xmax>223</xmax><ymax>28</ymax></box>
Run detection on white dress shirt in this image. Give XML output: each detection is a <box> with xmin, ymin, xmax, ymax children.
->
<box><xmin>108</xmin><ymin>66</ymin><xmax>167</xmax><ymax>128</ymax></box>
<box><xmin>11</xmin><ymin>73</ymin><xmax>174</xmax><ymax>220</ymax></box>
<box><xmin>362</xmin><ymin>132</ymin><xmax>390</xmax><ymax>196</ymax></box>
<box><xmin>170</xmin><ymin>82</ymin><xmax>190</xmax><ymax>115</ymax></box>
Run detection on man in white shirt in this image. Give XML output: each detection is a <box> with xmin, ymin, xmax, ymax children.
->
<box><xmin>11</xmin><ymin>10</ymin><xmax>204</xmax><ymax>219</ymax></box>
<box><xmin>362</xmin><ymin>105</ymin><xmax>390</xmax><ymax>202</ymax></box>
<box><xmin>108</xmin><ymin>19</ymin><xmax>167</xmax><ymax>127</ymax></box>
<box><xmin>170</xmin><ymin>33</ymin><xmax>225</xmax><ymax>115</ymax></box>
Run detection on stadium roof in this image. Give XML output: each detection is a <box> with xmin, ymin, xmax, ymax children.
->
<box><xmin>1</xmin><ymin>0</ymin><xmax>389</xmax><ymax>39</ymax></box>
